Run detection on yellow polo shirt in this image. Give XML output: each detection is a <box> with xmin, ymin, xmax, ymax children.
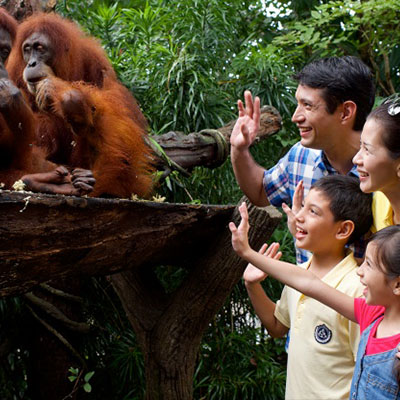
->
<box><xmin>274</xmin><ymin>252</ymin><xmax>362</xmax><ymax>400</ymax></box>
<box><xmin>371</xmin><ymin>191</ymin><xmax>393</xmax><ymax>232</ymax></box>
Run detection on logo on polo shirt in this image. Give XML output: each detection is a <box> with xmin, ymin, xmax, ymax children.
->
<box><xmin>314</xmin><ymin>324</ymin><xmax>332</xmax><ymax>344</ymax></box>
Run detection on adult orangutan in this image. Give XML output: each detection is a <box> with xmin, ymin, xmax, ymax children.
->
<box><xmin>7</xmin><ymin>12</ymin><xmax>154</xmax><ymax>198</ymax></box>
<box><xmin>0</xmin><ymin>8</ymin><xmax>94</xmax><ymax>195</ymax></box>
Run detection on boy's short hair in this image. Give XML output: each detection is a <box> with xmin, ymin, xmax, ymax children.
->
<box><xmin>311</xmin><ymin>175</ymin><xmax>372</xmax><ymax>244</ymax></box>
<box><xmin>294</xmin><ymin>56</ymin><xmax>375</xmax><ymax>131</ymax></box>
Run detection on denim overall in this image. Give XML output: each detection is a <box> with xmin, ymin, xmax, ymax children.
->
<box><xmin>349</xmin><ymin>317</ymin><xmax>400</xmax><ymax>399</ymax></box>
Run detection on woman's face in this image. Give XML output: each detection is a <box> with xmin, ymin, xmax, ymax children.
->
<box><xmin>352</xmin><ymin>118</ymin><xmax>400</xmax><ymax>194</ymax></box>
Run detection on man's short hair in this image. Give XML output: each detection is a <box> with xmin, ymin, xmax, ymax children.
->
<box><xmin>294</xmin><ymin>56</ymin><xmax>375</xmax><ymax>131</ymax></box>
<box><xmin>311</xmin><ymin>175</ymin><xmax>372</xmax><ymax>243</ymax></box>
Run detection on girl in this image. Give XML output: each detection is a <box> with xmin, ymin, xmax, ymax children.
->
<box><xmin>230</xmin><ymin>203</ymin><xmax>400</xmax><ymax>400</ymax></box>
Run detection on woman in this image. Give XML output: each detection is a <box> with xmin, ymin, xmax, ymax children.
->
<box><xmin>352</xmin><ymin>95</ymin><xmax>400</xmax><ymax>231</ymax></box>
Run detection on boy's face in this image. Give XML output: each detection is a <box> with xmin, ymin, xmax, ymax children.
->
<box><xmin>295</xmin><ymin>188</ymin><xmax>343</xmax><ymax>254</ymax></box>
<box><xmin>291</xmin><ymin>85</ymin><xmax>343</xmax><ymax>151</ymax></box>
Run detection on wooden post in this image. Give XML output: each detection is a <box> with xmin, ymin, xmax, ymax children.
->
<box><xmin>111</xmin><ymin>198</ymin><xmax>281</xmax><ymax>399</ymax></box>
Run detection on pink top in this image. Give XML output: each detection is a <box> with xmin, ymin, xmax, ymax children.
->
<box><xmin>354</xmin><ymin>298</ymin><xmax>400</xmax><ymax>355</ymax></box>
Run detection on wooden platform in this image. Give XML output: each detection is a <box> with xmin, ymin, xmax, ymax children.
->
<box><xmin>0</xmin><ymin>190</ymin><xmax>236</xmax><ymax>296</ymax></box>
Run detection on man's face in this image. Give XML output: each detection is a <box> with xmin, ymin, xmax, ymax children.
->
<box><xmin>292</xmin><ymin>84</ymin><xmax>342</xmax><ymax>150</ymax></box>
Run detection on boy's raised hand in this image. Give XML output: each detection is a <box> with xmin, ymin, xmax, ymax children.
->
<box><xmin>230</xmin><ymin>202</ymin><xmax>251</xmax><ymax>257</ymax></box>
<box><xmin>282</xmin><ymin>180</ymin><xmax>304</xmax><ymax>236</ymax></box>
<box><xmin>230</xmin><ymin>90</ymin><xmax>261</xmax><ymax>151</ymax></box>
<box><xmin>243</xmin><ymin>242</ymin><xmax>282</xmax><ymax>284</ymax></box>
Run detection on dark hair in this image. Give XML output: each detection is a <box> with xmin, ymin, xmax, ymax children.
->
<box><xmin>369</xmin><ymin>225</ymin><xmax>400</xmax><ymax>280</ymax></box>
<box><xmin>311</xmin><ymin>175</ymin><xmax>372</xmax><ymax>244</ymax></box>
<box><xmin>367</xmin><ymin>100</ymin><xmax>400</xmax><ymax>160</ymax></box>
<box><xmin>294</xmin><ymin>56</ymin><xmax>375</xmax><ymax>131</ymax></box>
<box><xmin>369</xmin><ymin>225</ymin><xmax>400</xmax><ymax>385</ymax></box>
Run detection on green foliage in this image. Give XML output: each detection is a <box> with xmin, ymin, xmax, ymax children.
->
<box><xmin>231</xmin><ymin>44</ymin><xmax>297</xmax><ymax>121</ymax></box>
<box><xmin>108</xmin><ymin>330</ymin><xmax>146</xmax><ymax>399</ymax></box>
<box><xmin>68</xmin><ymin>367</ymin><xmax>95</xmax><ymax>393</ymax></box>
<box><xmin>273</xmin><ymin>0</ymin><xmax>400</xmax><ymax>95</ymax></box>
<box><xmin>194</xmin><ymin>328</ymin><xmax>286</xmax><ymax>399</ymax></box>
<box><xmin>75</xmin><ymin>278</ymin><xmax>145</xmax><ymax>400</ymax></box>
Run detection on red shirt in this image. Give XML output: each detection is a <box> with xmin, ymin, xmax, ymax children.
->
<box><xmin>354</xmin><ymin>298</ymin><xmax>400</xmax><ymax>355</ymax></box>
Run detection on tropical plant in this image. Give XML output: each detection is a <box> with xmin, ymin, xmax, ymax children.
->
<box><xmin>273</xmin><ymin>0</ymin><xmax>400</xmax><ymax>96</ymax></box>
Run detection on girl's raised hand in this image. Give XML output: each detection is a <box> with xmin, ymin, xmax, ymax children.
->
<box><xmin>243</xmin><ymin>242</ymin><xmax>282</xmax><ymax>284</ymax></box>
<box><xmin>229</xmin><ymin>202</ymin><xmax>251</xmax><ymax>257</ymax></box>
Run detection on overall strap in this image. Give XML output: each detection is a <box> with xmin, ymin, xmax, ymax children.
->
<box><xmin>357</xmin><ymin>316</ymin><xmax>380</xmax><ymax>356</ymax></box>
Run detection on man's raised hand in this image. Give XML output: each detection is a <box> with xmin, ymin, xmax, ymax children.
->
<box><xmin>230</xmin><ymin>90</ymin><xmax>261</xmax><ymax>150</ymax></box>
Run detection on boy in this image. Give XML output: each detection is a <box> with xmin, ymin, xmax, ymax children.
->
<box><xmin>234</xmin><ymin>175</ymin><xmax>372</xmax><ymax>399</ymax></box>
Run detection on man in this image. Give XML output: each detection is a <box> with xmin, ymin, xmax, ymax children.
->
<box><xmin>230</xmin><ymin>56</ymin><xmax>375</xmax><ymax>263</ymax></box>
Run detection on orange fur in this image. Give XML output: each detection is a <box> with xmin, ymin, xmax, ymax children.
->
<box><xmin>47</xmin><ymin>77</ymin><xmax>154</xmax><ymax>198</ymax></box>
<box><xmin>0</xmin><ymin>8</ymin><xmax>56</xmax><ymax>189</ymax></box>
<box><xmin>7</xmin><ymin>13</ymin><xmax>154</xmax><ymax>198</ymax></box>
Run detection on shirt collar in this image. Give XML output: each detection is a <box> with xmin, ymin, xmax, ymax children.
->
<box><xmin>305</xmin><ymin>251</ymin><xmax>356</xmax><ymax>286</ymax></box>
<box><xmin>314</xmin><ymin>151</ymin><xmax>358</xmax><ymax>177</ymax></box>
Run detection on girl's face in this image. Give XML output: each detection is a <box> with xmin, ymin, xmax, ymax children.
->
<box><xmin>357</xmin><ymin>242</ymin><xmax>396</xmax><ymax>306</ymax></box>
<box><xmin>352</xmin><ymin>118</ymin><xmax>400</xmax><ymax>194</ymax></box>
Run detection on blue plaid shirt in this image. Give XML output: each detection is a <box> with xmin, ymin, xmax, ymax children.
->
<box><xmin>263</xmin><ymin>142</ymin><xmax>363</xmax><ymax>264</ymax></box>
